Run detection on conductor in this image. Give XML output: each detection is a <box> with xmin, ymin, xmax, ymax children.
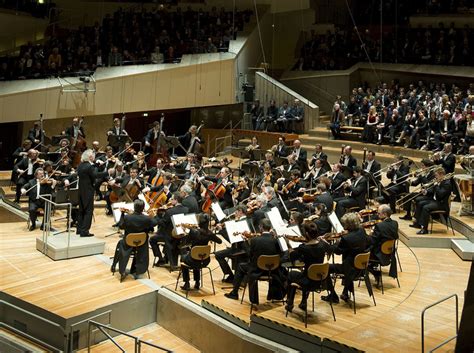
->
<box><xmin>76</xmin><ymin>149</ymin><xmax>108</xmax><ymax>237</ymax></box>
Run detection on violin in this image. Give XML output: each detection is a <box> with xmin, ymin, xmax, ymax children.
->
<box><xmin>361</xmin><ymin>219</ymin><xmax>382</xmax><ymax>228</ymax></box>
<box><xmin>283</xmin><ymin>177</ymin><xmax>300</xmax><ymax>193</ymax></box>
<box><xmin>246</xmin><ymin>199</ymin><xmax>259</xmax><ymax>214</ymax></box>
<box><xmin>358</xmin><ymin>208</ymin><xmax>378</xmax><ymax>217</ymax></box>
<box><xmin>234</xmin><ymin>230</ymin><xmax>261</xmax><ymax>240</ymax></box>
<box><xmin>307</xmin><ymin>230</ymin><xmax>349</xmax><ymax>244</ymax></box>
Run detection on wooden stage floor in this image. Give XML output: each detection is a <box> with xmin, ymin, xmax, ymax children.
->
<box><xmin>0</xmin><ymin>208</ymin><xmax>470</xmax><ymax>352</ymax></box>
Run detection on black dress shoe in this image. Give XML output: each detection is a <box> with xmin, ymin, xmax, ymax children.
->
<box><xmin>29</xmin><ymin>225</ymin><xmax>36</xmax><ymax>231</ymax></box>
<box><xmin>110</xmin><ymin>265</ymin><xmax>116</xmax><ymax>274</ymax></box>
<box><xmin>285</xmin><ymin>304</ymin><xmax>294</xmax><ymax>312</ymax></box>
<box><xmin>224</xmin><ymin>291</ymin><xmax>239</xmax><ymax>300</ymax></box>
<box><xmin>298</xmin><ymin>302</ymin><xmax>307</xmax><ymax>311</ymax></box>
<box><xmin>409</xmin><ymin>224</ymin><xmax>421</xmax><ymax>229</ymax></box>
<box><xmin>194</xmin><ymin>281</ymin><xmax>200</xmax><ymax>290</ymax></box>
<box><xmin>321</xmin><ymin>294</ymin><xmax>340</xmax><ymax>304</ymax></box>
<box><xmin>400</xmin><ymin>215</ymin><xmax>412</xmax><ymax>220</ymax></box>
<box><xmin>339</xmin><ymin>293</ymin><xmax>350</xmax><ymax>302</ymax></box>
<box><xmin>80</xmin><ymin>233</ymin><xmax>94</xmax><ymax>237</ymax></box>
<box><xmin>120</xmin><ymin>273</ymin><xmax>127</xmax><ymax>282</ymax></box>
<box><xmin>153</xmin><ymin>259</ymin><xmax>166</xmax><ymax>267</ymax></box>
<box><xmin>180</xmin><ymin>282</ymin><xmax>190</xmax><ymax>291</ymax></box>
<box><xmin>417</xmin><ymin>229</ymin><xmax>428</xmax><ymax>235</ymax></box>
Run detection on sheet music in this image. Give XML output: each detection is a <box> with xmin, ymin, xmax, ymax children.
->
<box><xmin>111</xmin><ymin>202</ymin><xmax>133</xmax><ymax>223</ymax></box>
<box><xmin>328</xmin><ymin>212</ymin><xmax>344</xmax><ymax>233</ymax></box>
<box><xmin>137</xmin><ymin>193</ymin><xmax>150</xmax><ymax>211</ymax></box>
<box><xmin>211</xmin><ymin>202</ymin><xmax>226</xmax><ymax>222</ymax></box>
<box><xmin>225</xmin><ymin>219</ymin><xmax>251</xmax><ymax>244</ymax></box>
<box><xmin>172</xmin><ymin>213</ymin><xmax>198</xmax><ymax>236</ymax></box>
<box><xmin>274</xmin><ymin>224</ymin><xmax>301</xmax><ymax>251</ymax></box>
<box><xmin>266</xmin><ymin>207</ymin><xmax>287</xmax><ymax>228</ymax></box>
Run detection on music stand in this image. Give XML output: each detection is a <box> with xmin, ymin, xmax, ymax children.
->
<box><xmin>52</xmin><ymin>188</ymin><xmax>78</xmax><ymax>236</ymax></box>
<box><xmin>251</xmin><ymin>149</ymin><xmax>266</xmax><ymax>162</ymax></box>
<box><xmin>241</xmin><ymin>162</ymin><xmax>260</xmax><ymax>178</ymax></box>
<box><xmin>108</xmin><ymin>134</ymin><xmax>130</xmax><ymax>152</ymax></box>
<box><xmin>51</xmin><ymin>135</ymin><xmax>67</xmax><ymax>146</ymax></box>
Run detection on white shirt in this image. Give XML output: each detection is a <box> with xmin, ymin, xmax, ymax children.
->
<box><xmin>73</xmin><ymin>126</ymin><xmax>80</xmax><ymax>138</ymax></box>
<box><xmin>444</xmin><ymin>120</ymin><xmax>448</xmax><ymax>132</ymax></box>
<box><xmin>344</xmin><ymin>156</ymin><xmax>349</xmax><ymax>166</ymax></box>
<box><xmin>36</xmin><ymin>179</ymin><xmax>41</xmax><ymax>199</ymax></box>
<box><xmin>364</xmin><ymin>160</ymin><xmax>374</xmax><ymax>173</ymax></box>
<box><xmin>294</xmin><ymin>148</ymin><xmax>300</xmax><ymax>159</ymax></box>
<box><xmin>27</xmin><ymin>159</ymin><xmax>33</xmax><ymax>175</ymax></box>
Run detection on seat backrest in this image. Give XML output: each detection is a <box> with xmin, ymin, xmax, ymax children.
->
<box><xmin>307</xmin><ymin>263</ymin><xmax>329</xmax><ymax>281</ymax></box>
<box><xmin>354</xmin><ymin>251</ymin><xmax>371</xmax><ymax>270</ymax></box>
<box><xmin>125</xmin><ymin>232</ymin><xmax>147</xmax><ymax>248</ymax></box>
<box><xmin>190</xmin><ymin>245</ymin><xmax>211</xmax><ymax>261</ymax></box>
<box><xmin>381</xmin><ymin>239</ymin><xmax>396</xmax><ymax>255</ymax></box>
<box><xmin>257</xmin><ymin>255</ymin><xmax>280</xmax><ymax>271</ymax></box>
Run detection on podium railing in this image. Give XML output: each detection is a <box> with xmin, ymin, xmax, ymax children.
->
<box><xmin>38</xmin><ymin>194</ymin><xmax>72</xmax><ymax>259</ymax></box>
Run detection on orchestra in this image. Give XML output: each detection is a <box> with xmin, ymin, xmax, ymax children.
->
<box><xmin>9</xmin><ymin>114</ymin><xmax>468</xmax><ymax>317</ymax></box>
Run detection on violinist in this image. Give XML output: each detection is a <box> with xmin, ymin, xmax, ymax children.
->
<box><xmin>276</xmin><ymin>170</ymin><xmax>302</xmax><ymax>200</ymax></box>
<box><xmin>121</xmin><ymin>142</ymin><xmax>136</xmax><ymax>166</ymax></box>
<box><xmin>180</xmin><ymin>184</ymin><xmax>200</xmax><ymax>214</ymax></box>
<box><xmin>63</xmin><ymin>117</ymin><xmax>85</xmax><ymax>139</ymax></box>
<box><xmin>257</xmin><ymin>164</ymin><xmax>275</xmax><ymax>189</ymax></box>
<box><xmin>400</xmin><ymin>159</ymin><xmax>435</xmax><ymax>221</ymax></box>
<box><xmin>215</xmin><ymin>205</ymin><xmax>250</xmax><ymax>283</ymax></box>
<box><xmin>12</xmin><ymin>139</ymin><xmax>32</xmax><ymax>165</ymax></box>
<box><xmin>11</xmin><ymin>139</ymin><xmax>32</xmax><ymax>185</ymax></box>
<box><xmin>312</xmin><ymin>183</ymin><xmax>334</xmax><ymax>213</ymax></box>
<box><xmin>320</xmin><ymin>212</ymin><xmax>368</xmax><ymax>304</ymax></box>
<box><xmin>334</xmin><ymin>166</ymin><xmax>367</xmax><ymax>219</ymax></box>
<box><xmin>13</xmin><ymin>149</ymin><xmax>41</xmax><ymax>203</ymax></box>
<box><xmin>367</xmin><ymin>204</ymin><xmax>399</xmax><ymax>284</ymax></box>
<box><xmin>130</xmin><ymin>151</ymin><xmax>147</xmax><ymax>175</ymax></box>
<box><xmin>57</xmin><ymin>148</ymin><xmax>73</xmax><ymax>175</ymax></box>
<box><xmin>252</xmin><ymin>187</ymin><xmax>282</xmax><ymax>228</ymax></box>
<box><xmin>329</xmin><ymin>163</ymin><xmax>347</xmax><ymax>199</ymax></box>
<box><xmin>21</xmin><ymin>168</ymin><xmax>57</xmax><ymax>231</ymax></box>
<box><xmin>95</xmin><ymin>146</ymin><xmax>117</xmax><ymax>200</ymax></box>
<box><xmin>178</xmin><ymin>213</ymin><xmax>223</xmax><ymax>291</ymax></box>
<box><xmin>225</xmin><ymin>219</ymin><xmax>283</xmax><ymax>303</ymax></box>
<box><xmin>149</xmin><ymin>192</ymin><xmax>189</xmax><ymax>269</ymax></box>
<box><xmin>285</xmin><ymin>219</ymin><xmax>327</xmax><ymax>313</ymax></box>
<box><xmin>91</xmin><ymin>141</ymin><xmax>102</xmax><ymax>155</ymax></box>
<box><xmin>232</xmin><ymin>177</ymin><xmax>251</xmax><ymax>205</ymax></box>
<box><xmin>312</xmin><ymin>203</ymin><xmax>332</xmax><ymax>236</ymax></box>
<box><xmin>111</xmin><ymin>199</ymin><xmax>159</xmax><ymax>281</ymax></box>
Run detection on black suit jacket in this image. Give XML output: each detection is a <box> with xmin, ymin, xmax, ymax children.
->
<box><xmin>362</xmin><ymin>160</ymin><xmax>381</xmax><ymax>181</ymax></box>
<box><xmin>156</xmin><ymin>204</ymin><xmax>189</xmax><ymax>235</ymax></box>
<box><xmin>340</xmin><ymin>155</ymin><xmax>357</xmax><ymax>172</ymax></box>
<box><xmin>275</xmin><ymin>144</ymin><xmax>289</xmax><ymax>158</ymax></box>
<box><xmin>348</xmin><ymin>176</ymin><xmax>367</xmax><ymax>209</ymax></box>
<box><xmin>27</xmin><ymin>128</ymin><xmax>45</xmax><ymax>143</ymax></box>
<box><xmin>330</xmin><ymin>172</ymin><xmax>347</xmax><ymax>198</ymax></box>
<box><xmin>14</xmin><ymin>158</ymin><xmax>40</xmax><ymax>179</ymax></box>
<box><xmin>430</xmin><ymin>179</ymin><xmax>452</xmax><ymax>212</ymax></box>
<box><xmin>435</xmin><ymin>153</ymin><xmax>455</xmax><ymax>173</ymax></box>
<box><xmin>369</xmin><ymin>218</ymin><xmax>398</xmax><ymax>265</ymax></box>
<box><xmin>182</xmin><ymin>195</ymin><xmax>200</xmax><ymax>213</ymax></box>
<box><xmin>290</xmin><ymin>242</ymin><xmax>326</xmax><ymax>278</ymax></box>
<box><xmin>65</xmin><ymin>126</ymin><xmax>85</xmax><ymax>138</ymax></box>
<box><xmin>248</xmin><ymin>232</ymin><xmax>280</xmax><ymax>276</ymax></box>
<box><xmin>77</xmin><ymin>162</ymin><xmax>107</xmax><ymax>203</ymax></box>
<box><xmin>332</xmin><ymin>228</ymin><xmax>368</xmax><ymax>281</ymax></box>
<box><xmin>23</xmin><ymin>179</ymin><xmax>54</xmax><ymax>202</ymax></box>
<box><xmin>314</xmin><ymin>192</ymin><xmax>333</xmax><ymax>213</ymax></box>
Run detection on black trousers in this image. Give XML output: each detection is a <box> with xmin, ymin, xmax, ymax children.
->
<box><xmin>334</xmin><ymin>196</ymin><xmax>360</xmax><ymax>219</ymax></box>
<box><xmin>77</xmin><ymin>193</ymin><xmax>94</xmax><ymax>236</ymax></box>
<box><xmin>232</xmin><ymin>262</ymin><xmax>260</xmax><ymax>304</ymax></box>
<box><xmin>16</xmin><ymin>175</ymin><xmax>33</xmax><ymax>201</ymax></box>
<box><xmin>149</xmin><ymin>232</ymin><xmax>179</xmax><ymax>266</ymax></box>
<box><xmin>181</xmin><ymin>252</ymin><xmax>210</xmax><ymax>282</ymax></box>
<box><xmin>404</xmin><ymin>194</ymin><xmax>430</xmax><ymax>216</ymax></box>
<box><xmin>286</xmin><ymin>270</ymin><xmax>310</xmax><ymax>307</ymax></box>
<box><xmin>28</xmin><ymin>199</ymin><xmax>44</xmax><ymax>226</ymax></box>
<box><xmin>415</xmin><ymin>200</ymin><xmax>444</xmax><ymax>228</ymax></box>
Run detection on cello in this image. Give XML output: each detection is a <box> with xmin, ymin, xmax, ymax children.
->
<box><xmin>201</xmin><ymin>171</ymin><xmax>228</xmax><ymax>212</ymax></box>
<box><xmin>149</xmin><ymin>114</ymin><xmax>170</xmax><ymax>167</ymax></box>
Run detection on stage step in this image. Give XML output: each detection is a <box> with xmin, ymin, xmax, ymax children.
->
<box><xmin>80</xmin><ymin>323</ymin><xmax>199</xmax><ymax>353</ymax></box>
<box><xmin>451</xmin><ymin>239</ymin><xmax>474</xmax><ymax>261</ymax></box>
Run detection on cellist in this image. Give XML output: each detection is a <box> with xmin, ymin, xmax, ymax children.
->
<box><xmin>202</xmin><ymin>167</ymin><xmax>235</xmax><ymax>210</ymax></box>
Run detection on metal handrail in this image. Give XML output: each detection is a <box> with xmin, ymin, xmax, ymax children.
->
<box><xmin>421</xmin><ymin>293</ymin><xmax>459</xmax><ymax>353</ymax></box>
<box><xmin>38</xmin><ymin>193</ymin><xmax>72</xmax><ymax>258</ymax></box>
<box><xmin>87</xmin><ymin>320</ymin><xmax>172</xmax><ymax>353</ymax></box>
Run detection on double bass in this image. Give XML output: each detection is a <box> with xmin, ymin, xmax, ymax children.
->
<box><xmin>70</xmin><ymin>117</ymin><xmax>87</xmax><ymax>168</ymax></box>
<box><xmin>149</xmin><ymin>114</ymin><xmax>170</xmax><ymax>166</ymax></box>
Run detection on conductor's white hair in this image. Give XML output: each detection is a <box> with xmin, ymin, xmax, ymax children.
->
<box><xmin>81</xmin><ymin>149</ymin><xmax>95</xmax><ymax>162</ymax></box>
